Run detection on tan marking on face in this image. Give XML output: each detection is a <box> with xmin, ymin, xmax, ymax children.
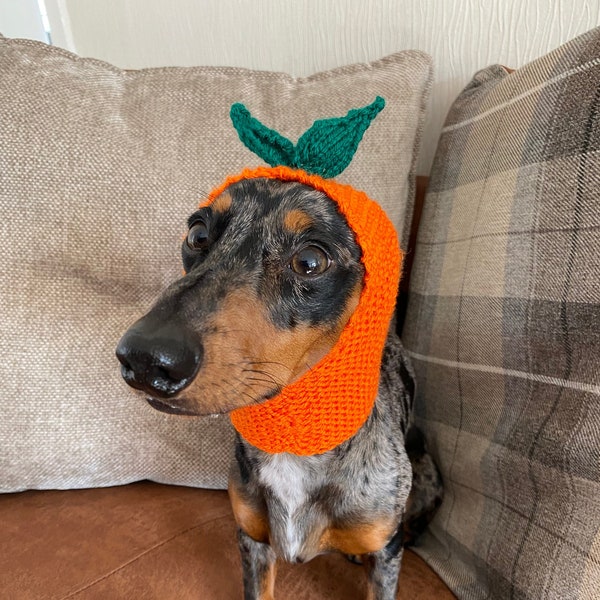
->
<box><xmin>284</xmin><ymin>279</ymin><xmax>362</xmax><ymax>382</ymax></box>
<box><xmin>283</xmin><ymin>209</ymin><xmax>313</xmax><ymax>233</ymax></box>
<box><xmin>228</xmin><ymin>483</ymin><xmax>270</xmax><ymax>544</ymax></box>
<box><xmin>331</xmin><ymin>280</ymin><xmax>361</xmax><ymax>338</ymax></box>
<box><xmin>319</xmin><ymin>519</ymin><xmax>395</xmax><ymax>555</ymax></box>
<box><xmin>175</xmin><ymin>279</ymin><xmax>362</xmax><ymax>415</ymax></box>
<box><xmin>211</xmin><ymin>191</ymin><xmax>232</xmax><ymax>213</ymax></box>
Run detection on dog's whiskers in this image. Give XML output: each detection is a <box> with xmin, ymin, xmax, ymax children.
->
<box><xmin>246</xmin><ymin>360</ymin><xmax>293</xmax><ymax>373</ymax></box>
<box><xmin>242</xmin><ymin>368</ymin><xmax>284</xmax><ymax>386</ymax></box>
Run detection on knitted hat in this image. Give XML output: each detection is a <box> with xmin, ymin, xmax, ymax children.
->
<box><xmin>201</xmin><ymin>99</ymin><xmax>402</xmax><ymax>455</ymax></box>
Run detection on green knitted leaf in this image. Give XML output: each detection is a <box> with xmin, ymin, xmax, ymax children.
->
<box><xmin>230</xmin><ymin>103</ymin><xmax>295</xmax><ymax>167</ymax></box>
<box><xmin>229</xmin><ymin>97</ymin><xmax>385</xmax><ymax>178</ymax></box>
<box><xmin>293</xmin><ymin>97</ymin><xmax>385</xmax><ymax>178</ymax></box>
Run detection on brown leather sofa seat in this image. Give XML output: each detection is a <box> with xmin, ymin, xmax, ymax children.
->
<box><xmin>0</xmin><ymin>481</ymin><xmax>455</xmax><ymax>599</ymax></box>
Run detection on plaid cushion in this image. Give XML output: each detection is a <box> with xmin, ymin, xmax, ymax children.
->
<box><xmin>403</xmin><ymin>28</ymin><xmax>600</xmax><ymax>599</ymax></box>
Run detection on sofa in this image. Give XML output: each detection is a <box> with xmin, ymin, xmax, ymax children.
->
<box><xmin>1</xmin><ymin>25</ymin><xmax>599</xmax><ymax>600</ymax></box>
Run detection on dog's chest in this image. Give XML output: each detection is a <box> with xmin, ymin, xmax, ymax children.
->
<box><xmin>259</xmin><ymin>453</ymin><xmax>313</xmax><ymax>510</ymax></box>
<box><xmin>258</xmin><ymin>453</ymin><xmax>322</xmax><ymax>560</ymax></box>
<box><xmin>256</xmin><ymin>451</ymin><xmax>401</xmax><ymax>563</ymax></box>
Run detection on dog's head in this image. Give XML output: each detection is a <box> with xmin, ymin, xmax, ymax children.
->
<box><xmin>116</xmin><ymin>176</ymin><xmax>363</xmax><ymax>416</ymax></box>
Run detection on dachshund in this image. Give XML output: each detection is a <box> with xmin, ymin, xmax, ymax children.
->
<box><xmin>116</xmin><ymin>176</ymin><xmax>442</xmax><ymax>599</ymax></box>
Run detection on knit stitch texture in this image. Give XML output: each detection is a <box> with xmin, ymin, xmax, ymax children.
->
<box><xmin>203</xmin><ymin>166</ymin><xmax>402</xmax><ymax>455</ymax></box>
<box><xmin>230</xmin><ymin>97</ymin><xmax>385</xmax><ymax>178</ymax></box>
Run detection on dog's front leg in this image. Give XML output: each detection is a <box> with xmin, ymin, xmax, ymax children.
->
<box><xmin>363</xmin><ymin>526</ymin><xmax>403</xmax><ymax>600</ymax></box>
<box><xmin>238</xmin><ymin>528</ymin><xmax>277</xmax><ymax>600</ymax></box>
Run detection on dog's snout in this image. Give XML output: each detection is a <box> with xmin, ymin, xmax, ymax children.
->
<box><xmin>116</xmin><ymin>319</ymin><xmax>203</xmax><ymax>398</ymax></box>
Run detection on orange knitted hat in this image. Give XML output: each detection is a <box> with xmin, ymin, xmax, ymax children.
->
<box><xmin>204</xmin><ymin>166</ymin><xmax>401</xmax><ymax>455</ymax></box>
<box><xmin>198</xmin><ymin>99</ymin><xmax>402</xmax><ymax>455</ymax></box>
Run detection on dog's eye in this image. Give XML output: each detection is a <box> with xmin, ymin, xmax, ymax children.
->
<box><xmin>290</xmin><ymin>245</ymin><xmax>331</xmax><ymax>277</ymax></box>
<box><xmin>187</xmin><ymin>220</ymin><xmax>210</xmax><ymax>249</ymax></box>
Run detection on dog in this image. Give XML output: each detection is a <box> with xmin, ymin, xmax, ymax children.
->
<box><xmin>116</xmin><ymin>175</ymin><xmax>442</xmax><ymax>599</ymax></box>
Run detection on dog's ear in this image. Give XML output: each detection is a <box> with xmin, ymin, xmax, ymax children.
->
<box><xmin>229</xmin><ymin>97</ymin><xmax>385</xmax><ymax>179</ymax></box>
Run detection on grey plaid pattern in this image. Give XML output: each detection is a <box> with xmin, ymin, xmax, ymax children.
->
<box><xmin>403</xmin><ymin>28</ymin><xmax>600</xmax><ymax>599</ymax></box>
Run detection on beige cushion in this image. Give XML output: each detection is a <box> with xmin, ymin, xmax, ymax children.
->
<box><xmin>0</xmin><ymin>35</ymin><xmax>432</xmax><ymax>491</ymax></box>
<box><xmin>403</xmin><ymin>27</ymin><xmax>600</xmax><ymax>599</ymax></box>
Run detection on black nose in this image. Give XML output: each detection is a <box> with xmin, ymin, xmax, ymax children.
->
<box><xmin>116</xmin><ymin>318</ymin><xmax>203</xmax><ymax>398</ymax></box>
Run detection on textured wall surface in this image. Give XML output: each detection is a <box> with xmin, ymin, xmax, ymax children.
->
<box><xmin>50</xmin><ymin>0</ymin><xmax>600</xmax><ymax>172</ymax></box>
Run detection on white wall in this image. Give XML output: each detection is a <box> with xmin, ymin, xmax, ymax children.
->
<box><xmin>0</xmin><ymin>0</ymin><xmax>46</xmax><ymax>41</ymax></box>
<box><xmin>21</xmin><ymin>1</ymin><xmax>600</xmax><ymax>172</ymax></box>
